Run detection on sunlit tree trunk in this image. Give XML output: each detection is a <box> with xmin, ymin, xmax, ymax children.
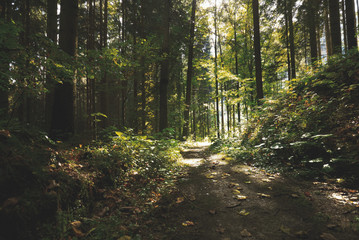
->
<box><xmin>287</xmin><ymin>0</ymin><xmax>296</xmax><ymax>79</ymax></box>
<box><xmin>183</xmin><ymin>0</ymin><xmax>196</xmax><ymax>139</ymax></box>
<box><xmin>252</xmin><ymin>0</ymin><xmax>263</xmax><ymax>102</ymax></box>
<box><xmin>214</xmin><ymin>0</ymin><xmax>220</xmax><ymax>138</ymax></box>
<box><xmin>341</xmin><ymin>0</ymin><xmax>348</xmax><ymax>53</ymax></box>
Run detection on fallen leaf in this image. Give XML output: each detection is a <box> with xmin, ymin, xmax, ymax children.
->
<box><xmin>257</xmin><ymin>193</ymin><xmax>271</xmax><ymax>198</ymax></box>
<box><xmin>320</xmin><ymin>233</ymin><xmax>337</xmax><ymax>240</ymax></box>
<box><xmin>238</xmin><ymin>209</ymin><xmax>250</xmax><ymax>216</ymax></box>
<box><xmin>244</xmin><ymin>181</ymin><xmax>251</xmax><ymax>184</ymax></box>
<box><xmin>222</xmin><ymin>173</ymin><xmax>230</xmax><ymax>177</ymax></box>
<box><xmin>229</xmin><ymin>182</ymin><xmax>240</xmax><ymax>188</ymax></box>
<box><xmin>209</xmin><ymin>209</ymin><xmax>216</xmax><ymax>215</ymax></box>
<box><xmin>118</xmin><ymin>236</ymin><xmax>131</xmax><ymax>240</ymax></box>
<box><xmin>176</xmin><ymin>197</ymin><xmax>185</xmax><ymax>204</ymax></box>
<box><xmin>189</xmin><ymin>195</ymin><xmax>196</xmax><ymax>201</ymax></box>
<box><xmin>326</xmin><ymin>224</ymin><xmax>337</xmax><ymax>229</ymax></box>
<box><xmin>262</xmin><ymin>178</ymin><xmax>271</xmax><ymax>182</ymax></box>
<box><xmin>294</xmin><ymin>231</ymin><xmax>307</xmax><ymax>238</ymax></box>
<box><xmin>216</xmin><ymin>227</ymin><xmax>225</xmax><ymax>234</ymax></box>
<box><xmin>291</xmin><ymin>194</ymin><xmax>300</xmax><ymax>198</ymax></box>
<box><xmin>280</xmin><ymin>225</ymin><xmax>291</xmax><ymax>235</ymax></box>
<box><xmin>232</xmin><ymin>189</ymin><xmax>242</xmax><ymax>195</ymax></box>
<box><xmin>268</xmin><ymin>187</ymin><xmax>273</xmax><ymax>190</ymax></box>
<box><xmin>234</xmin><ymin>195</ymin><xmax>247</xmax><ymax>200</ymax></box>
<box><xmin>240</xmin><ymin>229</ymin><xmax>252</xmax><ymax>237</ymax></box>
<box><xmin>71</xmin><ymin>221</ymin><xmax>85</xmax><ymax>237</ymax></box>
<box><xmin>182</xmin><ymin>220</ymin><xmax>195</xmax><ymax>227</ymax></box>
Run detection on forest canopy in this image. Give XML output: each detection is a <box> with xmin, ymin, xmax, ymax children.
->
<box><xmin>0</xmin><ymin>0</ymin><xmax>358</xmax><ymax>140</ymax></box>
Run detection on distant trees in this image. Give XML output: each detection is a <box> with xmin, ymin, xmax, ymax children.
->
<box><xmin>1</xmin><ymin>0</ymin><xmax>359</xmax><ymax>140</ymax></box>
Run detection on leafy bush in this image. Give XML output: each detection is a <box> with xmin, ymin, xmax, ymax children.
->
<box><xmin>220</xmin><ymin>52</ymin><xmax>359</xmax><ymax>182</ymax></box>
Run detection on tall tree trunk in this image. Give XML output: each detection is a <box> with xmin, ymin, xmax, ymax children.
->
<box><xmin>329</xmin><ymin>0</ymin><xmax>342</xmax><ymax>54</ymax></box>
<box><xmin>214</xmin><ymin>0</ymin><xmax>220</xmax><ymax>138</ymax></box>
<box><xmin>287</xmin><ymin>0</ymin><xmax>296</xmax><ymax>79</ymax></box>
<box><xmin>0</xmin><ymin>0</ymin><xmax>10</xmax><ymax>116</ymax></box>
<box><xmin>100</xmin><ymin>0</ymin><xmax>108</xmax><ymax>128</ymax></box>
<box><xmin>50</xmin><ymin>0</ymin><xmax>78</xmax><ymax>140</ymax></box>
<box><xmin>45</xmin><ymin>0</ymin><xmax>58</xmax><ymax>130</ymax></box>
<box><xmin>341</xmin><ymin>0</ymin><xmax>348</xmax><ymax>52</ymax></box>
<box><xmin>252</xmin><ymin>0</ymin><xmax>263</xmax><ymax>101</ymax></box>
<box><xmin>324</xmin><ymin>0</ymin><xmax>333</xmax><ymax>56</ymax></box>
<box><xmin>159</xmin><ymin>0</ymin><xmax>170</xmax><ymax>131</ymax></box>
<box><xmin>345</xmin><ymin>0</ymin><xmax>357</xmax><ymax>50</ymax></box>
<box><xmin>307</xmin><ymin>0</ymin><xmax>318</xmax><ymax>64</ymax></box>
<box><xmin>284</xmin><ymin>1</ymin><xmax>292</xmax><ymax>80</ymax></box>
<box><xmin>233</xmin><ymin>20</ymin><xmax>240</xmax><ymax>130</ymax></box>
<box><xmin>183</xmin><ymin>0</ymin><xmax>196</xmax><ymax>138</ymax></box>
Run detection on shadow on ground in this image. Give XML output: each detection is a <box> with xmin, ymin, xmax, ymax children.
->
<box><xmin>140</xmin><ymin>144</ymin><xmax>359</xmax><ymax>240</ymax></box>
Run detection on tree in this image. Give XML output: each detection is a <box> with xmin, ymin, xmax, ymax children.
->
<box><xmin>50</xmin><ymin>0</ymin><xmax>78</xmax><ymax>140</ymax></box>
<box><xmin>305</xmin><ymin>0</ymin><xmax>318</xmax><ymax>64</ymax></box>
<box><xmin>252</xmin><ymin>0</ymin><xmax>263</xmax><ymax>101</ymax></box>
<box><xmin>159</xmin><ymin>0</ymin><xmax>170</xmax><ymax>131</ymax></box>
<box><xmin>328</xmin><ymin>0</ymin><xmax>342</xmax><ymax>54</ymax></box>
<box><xmin>183</xmin><ymin>0</ymin><xmax>197</xmax><ymax>139</ymax></box>
<box><xmin>345</xmin><ymin>0</ymin><xmax>357</xmax><ymax>50</ymax></box>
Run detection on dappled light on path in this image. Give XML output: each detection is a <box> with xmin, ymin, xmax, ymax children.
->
<box><xmin>145</xmin><ymin>143</ymin><xmax>359</xmax><ymax>240</ymax></box>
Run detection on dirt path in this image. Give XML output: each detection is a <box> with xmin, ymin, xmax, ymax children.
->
<box><xmin>143</xmin><ymin>143</ymin><xmax>359</xmax><ymax>240</ymax></box>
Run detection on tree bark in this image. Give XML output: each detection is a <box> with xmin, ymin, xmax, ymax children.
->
<box><xmin>329</xmin><ymin>0</ymin><xmax>342</xmax><ymax>54</ymax></box>
<box><xmin>183</xmin><ymin>0</ymin><xmax>196</xmax><ymax>138</ymax></box>
<box><xmin>214</xmin><ymin>1</ymin><xmax>220</xmax><ymax>138</ymax></box>
<box><xmin>50</xmin><ymin>0</ymin><xmax>78</xmax><ymax>140</ymax></box>
<box><xmin>307</xmin><ymin>0</ymin><xmax>318</xmax><ymax>64</ymax></box>
<box><xmin>345</xmin><ymin>0</ymin><xmax>357</xmax><ymax>50</ymax></box>
<box><xmin>252</xmin><ymin>0</ymin><xmax>263</xmax><ymax>101</ymax></box>
<box><xmin>287</xmin><ymin>0</ymin><xmax>296</xmax><ymax>78</ymax></box>
<box><xmin>159</xmin><ymin>0</ymin><xmax>170</xmax><ymax>131</ymax></box>
<box><xmin>324</xmin><ymin>0</ymin><xmax>333</xmax><ymax>56</ymax></box>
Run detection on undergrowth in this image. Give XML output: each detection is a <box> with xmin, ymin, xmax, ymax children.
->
<box><xmin>0</xmin><ymin>128</ymin><xmax>183</xmax><ymax>240</ymax></box>
<box><xmin>215</xmin><ymin>52</ymin><xmax>359</xmax><ymax>186</ymax></box>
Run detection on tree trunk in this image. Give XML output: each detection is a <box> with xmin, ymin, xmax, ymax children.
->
<box><xmin>100</xmin><ymin>0</ymin><xmax>108</xmax><ymax>128</ymax></box>
<box><xmin>341</xmin><ymin>0</ymin><xmax>348</xmax><ymax>52</ymax></box>
<box><xmin>214</xmin><ymin>1</ymin><xmax>220</xmax><ymax>138</ymax></box>
<box><xmin>324</xmin><ymin>0</ymin><xmax>333</xmax><ymax>56</ymax></box>
<box><xmin>252</xmin><ymin>0</ymin><xmax>263</xmax><ymax>101</ymax></box>
<box><xmin>307</xmin><ymin>0</ymin><xmax>318</xmax><ymax>64</ymax></box>
<box><xmin>233</xmin><ymin>20</ymin><xmax>240</xmax><ymax>129</ymax></box>
<box><xmin>287</xmin><ymin>0</ymin><xmax>296</xmax><ymax>78</ymax></box>
<box><xmin>159</xmin><ymin>0</ymin><xmax>170</xmax><ymax>131</ymax></box>
<box><xmin>0</xmin><ymin>0</ymin><xmax>10</xmax><ymax>116</ymax></box>
<box><xmin>284</xmin><ymin>1</ymin><xmax>292</xmax><ymax>80</ymax></box>
<box><xmin>50</xmin><ymin>0</ymin><xmax>78</xmax><ymax>140</ymax></box>
<box><xmin>329</xmin><ymin>0</ymin><xmax>342</xmax><ymax>54</ymax></box>
<box><xmin>345</xmin><ymin>0</ymin><xmax>357</xmax><ymax>50</ymax></box>
<box><xmin>45</xmin><ymin>0</ymin><xmax>58</xmax><ymax>130</ymax></box>
<box><xmin>182</xmin><ymin>0</ymin><xmax>196</xmax><ymax>138</ymax></box>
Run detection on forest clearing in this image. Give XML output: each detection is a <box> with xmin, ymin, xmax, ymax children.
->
<box><xmin>1</xmin><ymin>0</ymin><xmax>359</xmax><ymax>239</ymax></box>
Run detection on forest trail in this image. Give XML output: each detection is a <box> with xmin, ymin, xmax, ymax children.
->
<box><xmin>142</xmin><ymin>143</ymin><xmax>359</xmax><ymax>240</ymax></box>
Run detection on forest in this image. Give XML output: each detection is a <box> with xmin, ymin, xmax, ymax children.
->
<box><xmin>0</xmin><ymin>0</ymin><xmax>359</xmax><ymax>239</ymax></box>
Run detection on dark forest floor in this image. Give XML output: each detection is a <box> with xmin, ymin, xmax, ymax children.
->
<box><xmin>140</xmin><ymin>143</ymin><xmax>359</xmax><ymax>240</ymax></box>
